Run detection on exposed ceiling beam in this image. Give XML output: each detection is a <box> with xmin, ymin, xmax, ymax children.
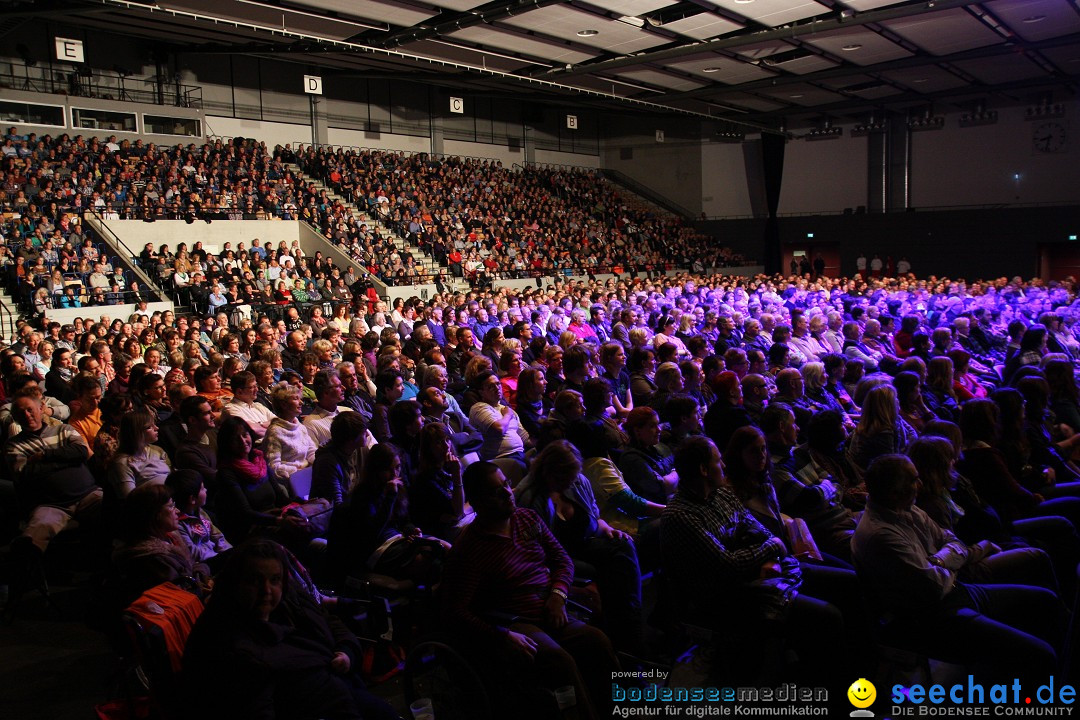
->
<box><xmin>547</xmin><ymin>0</ymin><xmax>987</xmax><ymax>77</ymax></box>
<box><xmin>664</xmin><ymin>30</ymin><xmax>1080</xmax><ymax>104</ymax></box>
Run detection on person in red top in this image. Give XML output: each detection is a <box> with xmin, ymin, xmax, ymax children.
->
<box><xmin>441</xmin><ymin>461</ymin><xmax>619</xmax><ymax>719</ymax></box>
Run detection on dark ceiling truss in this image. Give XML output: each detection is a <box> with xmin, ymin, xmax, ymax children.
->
<box><xmin>2</xmin><ymin>0</ymin><xmax>1075</xmax><ymax>130</ymax></box>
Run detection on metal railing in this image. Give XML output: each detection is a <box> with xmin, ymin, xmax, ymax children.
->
<box><xmin>0</xmin><ymin>61</ymin><xmax>202</xmax><ymax>109</ymax></box>
<box><xmin>0</xmin><ymin>294</ymin><xmax>15</xmax><ymax>341</ymax></box>
<box><xmin>84</xmin><ymin>212</ymin><xmax>167</xmax><ymax>301</ymax></box>
<box><xmin>600</xmin><ymin>169</ymin><xmax>697</xmax><ymax>220</ymax></box>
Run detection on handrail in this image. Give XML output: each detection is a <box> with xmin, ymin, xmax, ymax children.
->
<box><xmin>601</xmin><ymin>169</ymin><xmax>697</xmax><ymax>220</ymax></box>
<box><xmin>0</xmin><ymin>60</ymin><xmax>202</xmax><ymax>109</ymax></box>
<box><xmin>84</xmin><ymin>212</ymin><xmax>167</xmax><ymax>301</ymax></box>
<box><xmin>0</xmin><ymin>294</ymin><xmax>16</xmax><ymax>342</ymax></box>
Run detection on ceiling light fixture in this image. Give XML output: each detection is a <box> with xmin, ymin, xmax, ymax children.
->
<box><xmin>842</xmin><ymin>43</ymin><xmax>862</xmax><ymax>51</ymax></box>
<box><xmin>577</xmin><ymin>29</ymin><xmax>599</xmax><ymax>37</ymax></box>
<box><xmin>702</xmin><ymin>67</ymin><xmax>720</xmax><ymax>72</ymax></box>
<box><xmin>911</xmin><ymin>78</ymin><xmax>928</xmax><ymax>83</ymax></box>
<box><xmin>789</xmin><ymin>93</ymin><xmax>804</xmax><ymax>98</ymax></box>
<box><xmin>618</xmin><ymin>15</ymin><xmax>645</xmax><ymax>27</ymax></box>
<box><xmin>734</xmin><ymin>0</ymin><xmax>755</xmax><ymax>4</ymax></box>
<box><xmin>1022</xmin><ymin>15</ymin><xmax>1046</xmax><ymax>22</ymax></box>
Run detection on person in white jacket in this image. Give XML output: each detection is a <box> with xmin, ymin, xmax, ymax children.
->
<box><xmin>263</xmin><ymin>383</ymin><xmax>317</xmax><ymax>482</ymax></box>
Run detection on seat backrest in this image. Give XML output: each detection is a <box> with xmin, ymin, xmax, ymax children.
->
<box><xmin>123</xmin><ymin>582</ymin><xmax>204</xmax><ymax>718</ymax></box>
<box><xmin>289</xmin><ymin>466</ymin><xmax>314</xmax><ymax>500</ymax></box>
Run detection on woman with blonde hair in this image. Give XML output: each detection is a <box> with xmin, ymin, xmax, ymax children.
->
<box><xmin>800</xmin><ymin>361</ymin><xmax>845</xmax><ymax>415</ymax></box>
<box><xmin>264</xmin><ymin>383</ymin><xmax>317</xmax><ymax>482</ymax></box>
<box><xmin>847</xmin><ymin>384</ymin><xmax>916</xmax><ymax>474</ymax></box>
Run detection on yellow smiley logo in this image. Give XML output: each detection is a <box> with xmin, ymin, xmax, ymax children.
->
<box><xmin>847</xmin><ymin>678</ymin><xmax>876</xmax><ymax>709</ymax></box>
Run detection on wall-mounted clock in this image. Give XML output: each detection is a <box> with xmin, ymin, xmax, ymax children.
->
<box><xmin>1033</xmin><ymin>121</ymin><xmax>1067</xmax><ymax>153</ymax></box>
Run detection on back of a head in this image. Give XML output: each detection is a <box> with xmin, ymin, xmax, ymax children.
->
<box><xmin>674</xmin><ymin>435</ymin><xmax>716</xmax><ymax>490</ymax></box>
<box><xmin>959</xmin><ymin>399</ymin><xmax>999</xmax><ymax>446</ymax></box>
<box><xmin>463</xmin><ymin>460</ymin><xmax>499</xmax><ymax>506</ymax></box>
<box><xmin>759</xmin><ymin>402</ymin><xmax>793</xmax><ymax>438</ymax></box>
<box><xmin>864</xmin><ymin>454</ymin><xmax>916</xmax><ymax>509</ymax></box>
<box><xmin>567</xmin><ymin>417</ymin><xmax>613</xmax><ymax>460</ymax></box>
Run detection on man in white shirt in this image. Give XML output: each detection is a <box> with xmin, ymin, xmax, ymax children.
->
<box><xmin>303</xmin><ymin>369</ymin><xmax>350</xmax><ymax>446</ymax></box>
<box><xmin>467</xmin><ymin>370</ymin><xmax>530</xmax><ymax>485</ymax></box>
<box><xmin>220</xmin><ymin>371</ymin><xmax>276</xmax><ymax>440</ymax></box>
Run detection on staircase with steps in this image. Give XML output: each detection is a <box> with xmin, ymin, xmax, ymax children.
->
<box><xmin>282</xmin><ymin>162</ymin><xmax>471</xmax><ymax>294</ymax></box>
<box><xmin>600</xmin><ymin>168</ymin><xmax>696</xmax><ymax>221</ymax></box>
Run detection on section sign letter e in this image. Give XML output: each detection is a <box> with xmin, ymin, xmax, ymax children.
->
<box><xmin>55</xmin><ymin>38</ymin><xmax>85</xmax><ymax>64</ymax></box>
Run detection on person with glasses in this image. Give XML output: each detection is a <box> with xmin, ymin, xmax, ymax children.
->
<box><xmin>112</xmin><ymin>483</ymin><xmax>211</xmax><ymax>607</ymax></box>
<box><xmin>468</xmin><ymin>370</ymin><xmax>531</xmax><ymax>486</ymax></box>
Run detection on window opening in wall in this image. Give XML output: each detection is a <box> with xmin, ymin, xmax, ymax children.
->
<box><xmin>0</xmin><ymin>100</ymin><xmax>65</xmax><ymax>127</ymax></box>
<box><xmin>143</xmin><ymin>115</ymin><xmax>201</xmax><ymax>137</ymax></box>
<box><xmin>71</xmin><ymin>107</ymin><xmax>137</xmax><ymax>132</ymax></box>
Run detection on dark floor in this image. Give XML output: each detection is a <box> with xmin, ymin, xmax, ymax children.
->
<box><xmin>0</xmin><ymin>583</ymin><xmax>414</xmax><ymax>720</ymax></box>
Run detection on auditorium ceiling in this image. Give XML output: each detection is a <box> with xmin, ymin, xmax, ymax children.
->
<box><xmin>4</xmin><ymin>0</ymin><xmax>1079</xmax><ymax>130</ymax></box>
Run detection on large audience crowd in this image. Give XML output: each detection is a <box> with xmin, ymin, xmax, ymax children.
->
<box><xmin>0</xmin><ymin>127</ymin><xmax>743</xmax><ymax>295</ymax></box>
<box><xmin>6</xmin><ymin>129</ymin><xmax>1080</xmax><ymax>718</ymax></box>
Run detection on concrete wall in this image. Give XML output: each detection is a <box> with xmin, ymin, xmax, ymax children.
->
<box><xmin>326</xmin><ymin>127</ymin><xmax>431</xmax><ymax>154</ymax></box>
<box><xmin>44</xmin><ymin>301</ymin><xmax>174</xmax><ymax>325</ymax></box>
<box><xmin>534</xmin><ymin>149</ymin><xmax>602</xmax><ymax>169</ymax></box>
<box><xmin>443</xmin><ymin>139</ymin><xmax>522</xmax><ymax>167</ymax></box>
<box><xmin>102</xmin><ymin>219</ymin><xmax>299</xmax><ymax>256</ymax></box>
<box><xmin>910</xmin><ymin>102</ymin><xmax>1080</xmax><ymax>208</ymax></box>
<box><xmin>602</xmin><ymin>116</ymin><xmax>704</xmax><ymax>215</ymax></box>
<box><xmin>701</xmin><ymin>142</ymin><xmax>754</xmax><ymax>218</ymax></box>
<box><xmin>779</xmin><ymin>132</ymin><xmax>868</xmax><ymax>215</ymax></box>
<box><xmin>204</xmin><ymin>116</ymin><xmax>312</xmax><ymax>149</ymax></box>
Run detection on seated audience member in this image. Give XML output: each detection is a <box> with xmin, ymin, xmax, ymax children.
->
<box><xmin>172</xmin><ymin>395</ymin><xmax>219</xmax><ymax>491</ymax></box>
<box><xmin>89</xmin><ymin>393</ymin><xmax>133</xmax><ymax>481</ymax></box>
<box><xmin>619</xmin><ymin>406</ymin><xmax>678</xmax><ymax>505</ymax></box>
<box><xmin>661</xmin><ymin>436</ymin><xmax>846</xmax><ymax>686</ymax></box>
<box><xmin>960</xmin><ymin>397</ymin><xmax>1077</xmax><ymax>513</ymax></box>
<box><xmin>220</xmin><ymin>370</ymin><xmax>276</xmax><ymax>440</ymax></box>
<box><xmin>369</xmin><ymin>369</ymin><xmax>403</xmax><ymax>444</ymax></box>
<box><xmin>409</xmin><ymin>422</ymin><xmax>466</xmax><ymax>541</ymax></box>
<box><xmin>5</xmin><ymin>387</ymin><xmax>102</xmax><ymax>594</ymax></box>
<box><xmin>215</xmin><ymin>417</ymin><xmax>306</xmax><ymax>543</ymax></box>
<box><xmin>852</xmin><ymin>454</ymin><xmax>1067</xmax><ymax>682</ymax></box>
<box><xmin>166</xmin><ymin>469</ymin><xmax>232</xmax><ymax>570</ymax></box>
<box><xmin>468</xmin><ymin>370</ymin><xmax>530</xmax><ymax>485</ymax></box>
<box><xmin>441</xmin><ymin>461</ymin><xmax>619</xmax><ymax>719</ymax></box>
<box><xmin>67</xmin><ymin>372</ymin><xmax>104</xmax><ymax>448</ymax></box>
<box><xmin>311</xmin><ymin>411</ymin><xmax>368</xmax><ymax>507</ymax></box>
<box><xmin>761</xmin><ymin>404</ymin><xmax>857</xmax><ymax>560</ymax></box>
<box><xmin>107</xmin><ymin>409</ymin><xmax>172</xmax><ymax>500</ymax></box>
<box><xmin>516</xmin><ymin>440</ymin><xmax>644</xmax><ymax>655</ymax></box>
<box><xmin>183</xmin><ymin>538</ymin><xmax>400</xmax><ymax>720</ymax></box>
<box><xmin>263</xmin><ymin>382</ymin><xmax>317</xmax><ymax>483</ymax></box>
<box><xmin>569</xmin><ymin>418</ymin><xmax>663</xmax><ymax>567</ymax></box>
<box><xmin>303</xmin><ymin>368</ymin><xmax>350</xmax><ymax>446</ymax></box>
<box><xmin>386</xmin><ymin>400</ymin><xmax>424</xmax><ymax>486</ymax></box>
<box><xmin>111</xmin><ymin>483</ymin><xmax>211</xmax><ymax>607</ymax></box>
<box><xmin>847</xmin><ymin>384</ymin><xmax>917</xmax><ymax>476</ymax></box>
<box><xmin>328</xmin><ymin>443</ymin><xmax>444</xmax><ymax>586</ymax></box>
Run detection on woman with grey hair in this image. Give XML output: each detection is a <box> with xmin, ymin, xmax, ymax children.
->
<box><xmin>264</xmin><ymin>382</ymin><xmax>317</xmax><ymax>482</ymax></box>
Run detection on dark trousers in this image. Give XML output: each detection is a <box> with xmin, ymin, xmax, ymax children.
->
<box><xmin>509</xmin><ymin>619</ymin><xmax>620</xmax><ymax>720</ymax></box>
<box><xmin>890</xmin><ymin>583</ymin><xmax>1064</xmax><ymax>684</ymax></box>
<box><xmin>572</xmin><ymin>535</ymin><xmax>643</xmax><ymax>655</ymax></box>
